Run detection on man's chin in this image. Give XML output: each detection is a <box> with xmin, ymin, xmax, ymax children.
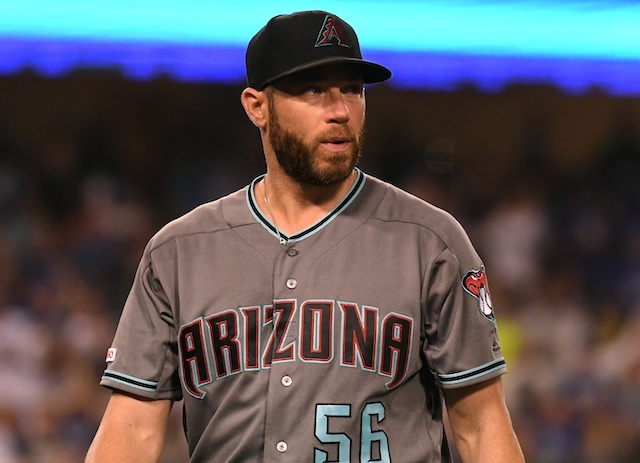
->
<box><xmin>304</xmin><ymin>163</ymin><xmax>357</xmax><ymax>186</ymax></box>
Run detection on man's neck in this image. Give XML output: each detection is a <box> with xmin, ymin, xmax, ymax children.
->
<box><xmin>257</xmin><ymin>170</ymin><xmax>357</xmax><ymax>235</ymax></box>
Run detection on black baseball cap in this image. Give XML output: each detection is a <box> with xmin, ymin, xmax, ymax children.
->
<box><xmin>246</xmin><ymin>10</ymin><xmax>392</xmax><ymax>90</ymax></box>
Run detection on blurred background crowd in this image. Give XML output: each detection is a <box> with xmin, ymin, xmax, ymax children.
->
<box><xmin>0</xmin><ymin>70</ymin><xmax>639</xmax><ymax>462</ymax></box>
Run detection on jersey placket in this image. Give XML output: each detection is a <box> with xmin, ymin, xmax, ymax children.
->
<box><xmin>263</xmin><ymin>242</ymin><xmax>305</xmax><ymax>461</ymax></box>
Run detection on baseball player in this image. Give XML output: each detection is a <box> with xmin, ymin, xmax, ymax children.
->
<box><xmin>86</xmin><ymin>10</ymin><xmax>525</xmax><ymax>463</ymax></box>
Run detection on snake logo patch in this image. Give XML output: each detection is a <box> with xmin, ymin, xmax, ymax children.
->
<box><xmin>462</xmin><ymin>266</ymin><xmax>495</xmax><ymax>321</ymax></box>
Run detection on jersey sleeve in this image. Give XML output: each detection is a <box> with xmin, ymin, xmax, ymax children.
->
<box><xmin>100</xmin><ymin>240</ymin><xmax>182</xmax><ymax>401</ymax></box>
<box><xmin>422</xmin><ymin>221</ymin><xmax>506</xmax><ymax>389</ymax></box>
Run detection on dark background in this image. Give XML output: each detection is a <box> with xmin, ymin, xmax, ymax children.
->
<box><xmin>1</xmin><ymin>69</ymin><xmax>640</xmax><ymax>462</ymax></box>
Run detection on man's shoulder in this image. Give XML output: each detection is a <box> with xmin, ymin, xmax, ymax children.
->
<box><xmin>362</xmin><ymin>174</ymin><xmax>470</xmax><ymax>246</ymax></box>
<box><xmin>149</xmin><ymin>186</ymin><xmax>249</xmax><ymax>250</ymax></box>
<box><xmin>364</xmin><ymin>174</ymin><xmax>456</xmax><ymax>222</ymax></box>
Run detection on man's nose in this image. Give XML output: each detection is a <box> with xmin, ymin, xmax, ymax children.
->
<box><xmin>325</xmin><ymin>88</ymin><xmax>350</xmax><ymax>123</ymax></box>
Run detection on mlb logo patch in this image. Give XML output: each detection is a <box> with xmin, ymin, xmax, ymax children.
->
<box><xmin>106</xmin><ymin>347</ymin><xmax>117</xmax><ymax>363</ymax></box>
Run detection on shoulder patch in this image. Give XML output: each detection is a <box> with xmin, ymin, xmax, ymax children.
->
<box><xmin>462</xmin><ymin>266</ymin><xmax>495</xmax><ymax>321</ymax></box>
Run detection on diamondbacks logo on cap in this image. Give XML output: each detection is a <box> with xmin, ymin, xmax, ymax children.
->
<box><xmin>315</xmin><ymin>15</ymin><xmax>351</xmax><ymax>48</ymax></box>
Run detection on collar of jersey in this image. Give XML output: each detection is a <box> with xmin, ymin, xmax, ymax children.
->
<box><xmin>246</xmin><ymin>169</ymin><xmax>366</xmax><ymax>243</ymax></box>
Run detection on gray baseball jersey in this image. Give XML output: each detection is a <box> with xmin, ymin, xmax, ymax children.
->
<box><xmin>101</xmin><ymin>169</ymin><xmax>506</xmax><ymax>462</ymax></box>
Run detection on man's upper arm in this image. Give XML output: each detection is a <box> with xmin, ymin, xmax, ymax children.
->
<box><xmin>86</xmin><ymin>391</ymin><xmax>173</xmax><ymax>463</ymax></box>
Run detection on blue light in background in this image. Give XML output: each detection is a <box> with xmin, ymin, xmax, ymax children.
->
<box><xmin>1</xmin><ymin>1</ymin><xmax>639</xmax><ymax>95</ymax></box>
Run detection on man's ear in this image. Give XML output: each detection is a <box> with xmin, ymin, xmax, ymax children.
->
<box><xmin>241</xmin><ymin>87</ymin><xmax>268</xmax><ymax>130</ymax></box>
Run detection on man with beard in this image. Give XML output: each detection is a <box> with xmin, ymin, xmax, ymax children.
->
<box><xmin>86</xmin><ymin>10</ymin><xmax>525</xmax><ymax>463</ymax></box>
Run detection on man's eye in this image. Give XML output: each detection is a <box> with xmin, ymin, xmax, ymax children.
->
<box><xmin>345</xmin><ymin>85</ymin><xmax>363</xmax><ymax>95</ymax></box>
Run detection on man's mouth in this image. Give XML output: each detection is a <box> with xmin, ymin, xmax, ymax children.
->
<box><xmin>322</xmin><ymin>137</ymin><xmax>352</xmax><ymax>149</ymax></box>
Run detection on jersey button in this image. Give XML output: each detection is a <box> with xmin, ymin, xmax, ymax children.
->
<box><xmin>281</xmin><ymin>375</ymin><xmax>293</xmax><ymax>387</ymax></box>
<box><xmin>276</xmin><ymin>441</ymin><xmax>288</xmax><ymax>453</ymax></box>
<box><xmin>286</xmin><ymin>278</ymin><xmax>297</xmax><ymax>289</ymax></box>
<box><xmin>287</xmin><ymin>248</ymin><xmax>299</xmax><ymax>257</ymax></box>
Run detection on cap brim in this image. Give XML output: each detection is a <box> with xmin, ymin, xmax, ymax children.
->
<box><xmin>259</xmin><ymin>56</ymin><xmax>392</xmax><ymax>89</ymax></box>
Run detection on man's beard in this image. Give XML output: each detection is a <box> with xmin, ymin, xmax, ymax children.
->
<box><xmin>268</xmin><ymin>106</ymin><xmax>364</xmax><ymax>186</ymax></box>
